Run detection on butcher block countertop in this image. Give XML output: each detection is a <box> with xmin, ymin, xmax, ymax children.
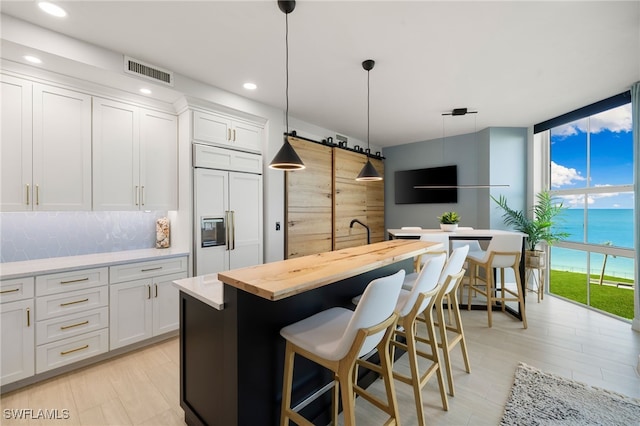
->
<box><xmin>218</xmin><ymin>239</ymin><xmax>441</xmax><ymax>301</ymax></box>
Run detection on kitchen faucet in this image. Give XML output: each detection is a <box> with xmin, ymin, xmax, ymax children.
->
<box><xmin>349</xmin><ymin>219</ymin><xmax>371</xmax><ymax>244</ymax></box>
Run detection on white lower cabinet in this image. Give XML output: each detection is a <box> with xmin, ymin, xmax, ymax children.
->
<box><xmin>34</xmin><ymin>269</ymin><xmax>109</xmax><ymax>374</ymax></box>
<box><xmin>1</xmin><ymin>254</ymin><xmax>188</xmax><ymax>386</ymax></box>
<box><xmin>0</xmin><ymin>298</ymin><xmax>35</xmax><ymax>385</ymax></box>
<box><xmin>109</xmin><ymin>258</ymin><xmax>187</xmax><ymax>350</ymax></box>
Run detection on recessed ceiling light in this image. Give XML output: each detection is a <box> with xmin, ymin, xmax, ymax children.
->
<box><xmin>24</xmin><ymin>55</ymin><xmax>42</xmax><ymax>64</ymax></box>
<box><xmin>243</xmin><ymin>82</ymin><xmax>257</xmax><ymax>90</ymax></box>
<box><xmin>38</xmin><ymin>2</ymin><xmax>67</xmax><ymax>18</ymax></box>
<box><xmin>139</xmin><ymin>88</ymin><xmax>152</xmax><ymax>95</ymax></box>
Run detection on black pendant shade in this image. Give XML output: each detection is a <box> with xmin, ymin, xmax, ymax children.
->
<box><xmin>356</xmin><ymin>159</ymin><xmax>382</xmax><ymax>181</ymax></box>
<box><xmin>269</xmin><ymin>0</ymin><xmax>305</xmax><ymax>171</ymax></box>
<box><xmin>356</xmin><ymin>59</ymin><xmax>382</xmax><ymax>182</ymax></box>
<box><xmin>270</xmin><ymin>136</ymin><xmax>305</xmax><ymax>171</ymax></box>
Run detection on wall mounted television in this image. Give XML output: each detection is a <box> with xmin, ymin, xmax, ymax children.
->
<box><xmin>394</xmin><ymin>165</ymin><xmax>458</xmax><ymax>204</ymax></box>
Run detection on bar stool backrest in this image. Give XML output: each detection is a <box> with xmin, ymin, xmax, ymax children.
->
<box><xmin>419</xmin><ymin>233</ymin><xmax>451</xmax><ymax>256</ymax></box>
<box><xmin>340</xmin><ymin>269</ymin><xmax>405</xmax><ymax>359</ymax></box>
<box><xmin>440</xmin><ymin>245</ymin><xmax>470</xmax><ymax>293</ymax></box>
<box><xmin>399</xmin><ymin>254</ymin><xmax>446</xmax><ymax>318</ymax></box>
<box><xmin>483</xmin><ymin>234</ymin><xmax>523</xmax><ymax>267</ymax></box>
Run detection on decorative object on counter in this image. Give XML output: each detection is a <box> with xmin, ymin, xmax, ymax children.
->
<box><xmin>269</xmin><ymin>0</ymin><xmax>305</xmax><ymax>171</ymax></box>
<box><xmin>156</xmin><ymin>217</ymin><xmax>170</xmax><ymax>248</ymax></box>
<box><xmin>438</xmin><ymin>211</ymin><xmax>460</xmax><ymax>231</ymax></box>
<box><xmin>356</xmin><ymin>59</ymin><xmax>383</xmax><ymax>182</ymax></box>
<box><xmin>491</xmin><ymin>190</ymin><xmax>569</xmax><ymax>266</ymax></box>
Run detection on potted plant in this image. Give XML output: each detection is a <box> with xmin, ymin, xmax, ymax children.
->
<box><xmin>438</xmin><ymin>211</ymin><xmax>460</xmax><ymax>232</ymax></box>
<box><xmin>491</xmin><ymin>191</ymin><xmax>569</xmax><ymax>267</ymax></box>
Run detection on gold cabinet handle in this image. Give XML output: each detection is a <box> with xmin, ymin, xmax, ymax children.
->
<box><xmin>26</xmin><ymin>184</ymin><xmax>30</xmax><ymax>205</ymax></box>
<box><xmin>60</xmin><ymin>345</ymin><xmax>89</xmax><ymax>356</ymax></box>
<box><xmin>0</xmin><ymin>288</ymin><xmax>20</xmax><ymax>294</ymax></box>
<box><xmin>141</xmin><ymin>186</ymin><xmax>145</xmax><ymax>206</ymax></box>
<box><xmin>36</xmin><ymin>185</ymin><xmax>40</xmax><ymax>205</ymax></box>
<box><xmin>147</xmin><ymin>284</ymin><xmax>151</xmax><ymax>300</ymax></box>
<box><xmin>233</xmin><ymin>129</ymin><xmax>236</xmax><ymax>141</ymax></box>
<box><xmin>60</xmin><ymin>298</ymin><xmax>89</xmax><ymax>307</ymax></box>
<box><xmin>154</xmin><ymin>284</ymin><xmax>158</xmax><ymax>298</ymax></box>
<box><xmin>27</xmin><ymin>307</ymin><xmax>31</xmax><ymax>327</ymax></box>
<box><xmin>228</xmin><ymin>128</ymin><xmax>232</xmax><ymax>141</ymax></box>
<box><xmin>135</xmin><ymin>186</ymin><xmax>139</xmax><ymax>206</ymax></box>
<box><xmin>141</xmin><ymin>267</ymin><xmax>162</xmax><ymax>272</ymax></box>
<box><xmin>60</xmin><ymin>277</ymin><xmax>89</xmax><ymax>285</ymax></box>
<box><xmin>60</xmin><ymin>320</ymin><xmax>89</xmax><ymax>330</ymax></box>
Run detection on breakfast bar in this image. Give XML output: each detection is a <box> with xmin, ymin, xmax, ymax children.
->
<box><xmin>173</xmin><ymin>239</ymin><xmax>440</xmax><ymax>426</ymax></box>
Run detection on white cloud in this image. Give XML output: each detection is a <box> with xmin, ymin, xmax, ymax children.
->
<box><xmin>551</xmin><ymin>161</ymin><xmax>586</xmax><ymax>187</ymax></box>
<box><xmin>558</xmin><ymin>192</ymin><xmax>619</xmax><ymax>207</ymax></box>
<box><xmin>551</xmin><ymin>103</ymin><xmax>631</xmax><ymax>137</ymax></box>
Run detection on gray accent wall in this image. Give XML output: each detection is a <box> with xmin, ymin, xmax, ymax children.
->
<box><xmin>383</xmin><ymin>127</ymin><xmax>526</xmax><ymax>233</ymax></box>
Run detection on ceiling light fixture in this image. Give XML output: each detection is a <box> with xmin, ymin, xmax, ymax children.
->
<box><xmin>415</xmin><ymin>109</ymin><xmax>509</xmax><ymax>190</ymax></box>
<box><xmin>38</xmin><ymin>2</ymin><xmax>67</xmax><ymax>17</ymax></box>
<box><xmin>355</xmin><ymin>59</ymin><xmax>382</xmax><ymax>182</ymax></box>
<box><xmin>269</xmin><ymin>0</ymin><xmax>305</xmax><ymax>171</ymax></box>
<box><xmin>139</xmin><ymin>88</ymin><xmax>152</xmax><ymax>95</ymax></box>
<box><xmin>23</xmin><ymin>55</ymin><xmax>42</xmax><ymax>64</ymax></box>
<box><xmin>243</xmin><ymin>82</ymin><xmax>257</xmax><ymax>90</ymax></box>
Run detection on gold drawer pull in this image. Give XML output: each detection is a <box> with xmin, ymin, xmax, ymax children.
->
<box><xmin>26</xmin><ymin>184</ymin><xmax>30</xmax><ymax>205</ymax></box>
<box><xmin>27</xmin><ymin>307</ymin><xmax>31</xmax><ymax>327</ymax></box>
<box><xmin>141</xmin><ymin>267</ymin><xmax>162</xmax><ymax>272</ymax></box>
<box><xmin>60</xmin><ymin>345</ymin><xmax>89</xmax><ymax>356</ymax></box>
<box><xmin>60</xmin><ymin>320</ymin><xmax>89</xmax><ymax>330</ymax></box>
<box><xmin>60</xmin><ymin>298</ymin><xmax>89</xmax><ymax>307</ymax></box>
<box><xmin>0</xmin><ymin>288</ymin><xmax>20</xmax><ymax>294</ymax></box>
<box><xmin>60</xmin><ymin>277</ymin><xmax>89</xmax><ymax>285</ymax></box>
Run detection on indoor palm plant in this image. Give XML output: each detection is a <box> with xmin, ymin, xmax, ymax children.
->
<box><xmin>491</xmin><ymin>191</ymin><xmax>569</xmax><ymax>266</ymax></box>
<box><xmin>438</xmin><ymin>211</ymin><xmax>460</xmax><ymax>231</ymax></box>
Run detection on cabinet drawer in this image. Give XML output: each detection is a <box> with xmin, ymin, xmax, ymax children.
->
<box><xmin>1</xmin><ymin>277</ymin><xmax>34</xmax><ymax>303</ymax></box>
<box><xmin>110</xmin><ymin>257</ymin><xmax>188</xmax><ymax>284</ymax></box>
<box><xmin>193</xmin><ymin>144</ymin><xmax>262</xmax><ymax>174</ymax></box>
<box><xmin>36</xmin><ymin>286</ymin><xmax>108</xmax><ymax>321</ymax></box>
<box><xmin>36</xmin><ymin>267</ymin><xmax>108</xmax><ymax>296</ymax></box>
<box><xmin>36</xmin><ymin>307</ymin><xmax>108</xmax><ymax>346</ymax></box>
<box><xmin>36</xmin><ymin>329</ymin><xmax>108</xmax><ymax>374</ymax></box>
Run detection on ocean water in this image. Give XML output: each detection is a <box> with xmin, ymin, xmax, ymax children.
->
<box><xmin>550</xmin><ymin>209</ymin><xmax>635</xmax><ymax>279</ymax></box>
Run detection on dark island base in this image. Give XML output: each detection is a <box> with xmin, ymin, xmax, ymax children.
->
<box><xmin>180</xmin><ymin>260</ymin><xmax>412</xmax><ymax>426</ymax></box>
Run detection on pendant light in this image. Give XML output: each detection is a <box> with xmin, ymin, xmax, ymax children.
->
<box><xmin>356</xmin><ymin>59</ymin><xmax>383</xmax><ymax>181</ymax></box>
<box><xmin>269</xmin><ymin>0</ymin><xmax>305</xmax><ymax>171</ymax></box>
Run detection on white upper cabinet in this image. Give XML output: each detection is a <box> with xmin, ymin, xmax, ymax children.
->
<box><xmin>32</xmin><ymin>84</ymin><xmax>92</xmax><ymax>211</ymax></box>
<box><xmin>93</xmin><ymin>97</ymin><xmax>177</xmax><ymax>211</ymax></box>
<box><xmin>193</xmin><ymin>110</ymin><xmax>262</xmax><ymax>153</ymax></box>
<box><xmin>139</xmin><ymin>109</ymin><xmax>178</xmax><ymax>210</ymax></box>
<box><xmin>0</xmin><ymin>75</ymin><xmax>32</xmax><ymax>211</ymax></box>
<box><xmin>1</xmin><ymin>77</ymin><xmax>91</xmax><ymax>211</ymax></box>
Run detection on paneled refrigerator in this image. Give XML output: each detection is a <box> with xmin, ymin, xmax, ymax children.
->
<box><xmin>193</xmin><ymin>145</ymin><xmax>263</xmax><ymax>276</ymax></box>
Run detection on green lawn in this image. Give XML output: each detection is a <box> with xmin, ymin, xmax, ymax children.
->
<box><xmin>549</xmin><ymin>270</ymin><xmax>634</xmax><ymax>320</ymax></box>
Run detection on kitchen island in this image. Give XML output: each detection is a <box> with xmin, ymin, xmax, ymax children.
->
<box><xmin>173</xmin><ymin>239</ymin><xmax>440</xmax><ymax>426</ymax></box>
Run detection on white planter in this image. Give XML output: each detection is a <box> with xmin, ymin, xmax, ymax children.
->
<box><xmin>440</xmin><ymin>223</ymin><xmax>458</xmax><ymax>232</ymax></box>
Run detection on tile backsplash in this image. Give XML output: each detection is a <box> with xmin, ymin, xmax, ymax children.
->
<box><xmin>1</xmin><ymin>211</ymin><xmax>167</xmax><ymax>263</ymax></box>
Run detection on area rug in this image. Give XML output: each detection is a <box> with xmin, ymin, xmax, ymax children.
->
<box><xmin>500</xmin><ymin>362</ymin><xmax>640</xmax><ymax>425</ymax></box>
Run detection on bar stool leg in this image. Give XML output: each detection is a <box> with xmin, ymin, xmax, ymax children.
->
<box><xmin>280</xmin><ymin>342</ymin><xmax>295</xmax><ymax>426</ymax></box>
<box><xmin>487</xmin><ymin>268</ymin><xmax>494</xmax><ymax>328</ymax></box>
<box><xmin>405</xmin><ymin>318</ymin><xmax>427</xmax><ymax>423</ymax></box>
<box><xmin>515</xmin><ymin>268</ymin><xmax>528</xmax><ymax>329</ymax></box>
<box><xmin>436</xmin><ymin>302</ymin><xmax>455</xmax><ymax>397</ymax></box>
<box><xmin>337</xmin><ymin>363</ymin><xmax>357</xmax><ymax>426</ymax></box>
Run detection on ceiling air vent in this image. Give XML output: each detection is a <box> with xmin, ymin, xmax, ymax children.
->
<box><xmin>124</xmin><ymin>56</ymin><xmax>174</xmax><ymax>86</ymax></box>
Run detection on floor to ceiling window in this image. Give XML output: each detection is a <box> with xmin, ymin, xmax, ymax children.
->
<box><xmin>542</xmin><ymin>99</ymin><xmax>635</xmax><ymax>320</ymax></box>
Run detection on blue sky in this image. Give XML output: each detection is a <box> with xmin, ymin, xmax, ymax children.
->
<box><xmin>550</xmin><ymin>103</ymin><xmax>634</xmax><ymax>209</ymax></box>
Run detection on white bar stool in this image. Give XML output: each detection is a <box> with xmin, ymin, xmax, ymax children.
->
<box><xmin>466</xmin><ymin>234</ymin><xmax>527</xmax><ymax>328</ymax></box>
<box><xmin>279</xmin><ymin>270</ymin><xmax>405</xmax><ymax>426</ymax></box>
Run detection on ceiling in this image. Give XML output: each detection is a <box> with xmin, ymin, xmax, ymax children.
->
<box><xmin>1</xmin><ymin>1</ymin><xmax>639</xmax><ymax>147</ymax></box>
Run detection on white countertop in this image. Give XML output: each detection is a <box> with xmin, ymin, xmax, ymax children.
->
<box><xmin>387</xmin><ymin>228</ymin><xmax>527</xmax><ymax>238</ymax></box>
<box><xmin>172</xmin><ymin>275</ymin><xmax>224</xmax><ymax>310</ymax></box>
<box><xmin>0</xmin><ymin>248</ymin><xmax>190</xmax><ymax>280</ymax></box>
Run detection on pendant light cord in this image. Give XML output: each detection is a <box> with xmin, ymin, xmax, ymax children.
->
<box><xmin>367</xmin><ymin>68</ymin><xmax>370</xmax><ymax>151</ymax></box>
<box><xmin>285</xmin><ymin>12</ymin><xmax>289</xmax><ymax>134</ymax></box>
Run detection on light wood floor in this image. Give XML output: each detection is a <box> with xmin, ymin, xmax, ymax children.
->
<box><xmin>2</xmin><ymin>295</ymin><xmax>639</xmax><ymax>425</ymax></box>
